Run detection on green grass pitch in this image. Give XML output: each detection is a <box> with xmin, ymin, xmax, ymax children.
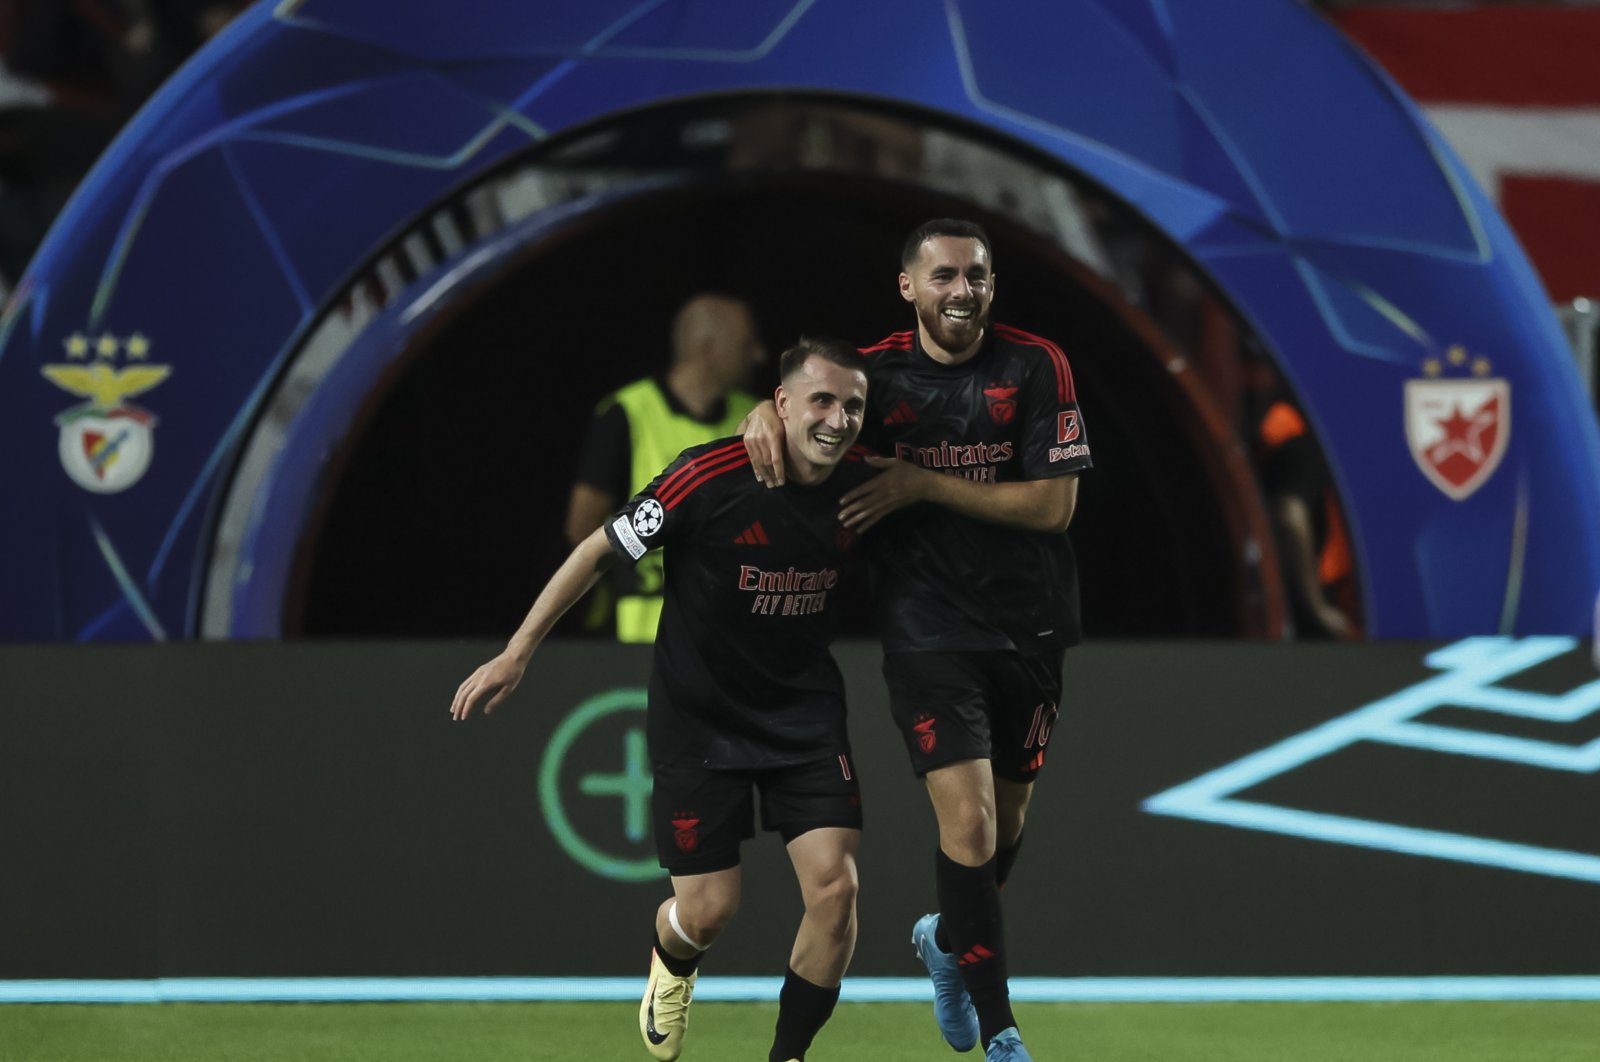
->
<box><xmin>4</xmin><ymin>1000</ymin><xmax>1599</xmax><ymax>1061</ymax></box>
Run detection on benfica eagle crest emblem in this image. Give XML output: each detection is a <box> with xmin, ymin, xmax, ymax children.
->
<box><xmin>41</xmin><ymin>332</ymin><xmax>170</xmax><ymax>494</ymax></box>
<box><xmin>984</xmin><ymin>382</ymin><xmax>1019</xmax><ymax>425</ymax></box>
<box><xmin>672</xmin><ymin>816</ymin><xmax>700</xmax><ymax>853</ymax></box>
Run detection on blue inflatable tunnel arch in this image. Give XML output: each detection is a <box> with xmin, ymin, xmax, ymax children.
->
<box><xmin>3</xmin><ymin>0</ymin><xmax>1597</xmax><ymax>640</ymax></box>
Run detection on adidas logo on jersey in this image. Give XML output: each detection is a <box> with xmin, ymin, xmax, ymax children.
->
<box><xmin>734</xmin><ymin>521</ymin><xmax>769</xmax><ymax>545</ymax></box>
<box><xmin>883</xmin><ymin>399</ymin><xmax>918</xmax><ymax>425</ymax></box>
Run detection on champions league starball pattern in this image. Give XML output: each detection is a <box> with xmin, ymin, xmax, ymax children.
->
<box><xmin>1</xmin><ymin>0</ymin><xmax>1596</xmax><ymax>640</ymax></box>
<box><xmin>632</xmin><ymin>500</ymin><xmax>665</xmax><ymax>538</ymax></box>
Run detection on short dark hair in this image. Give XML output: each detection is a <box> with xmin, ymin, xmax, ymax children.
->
<box><xmin>779</xmin><ymin>336</ymin><xmax>861</xmax><ymax>382</ymax></box>
<box><xmin>901</xmin><ymin>218</ymin><xmax>992</xmax><ymax>270</ymax></box>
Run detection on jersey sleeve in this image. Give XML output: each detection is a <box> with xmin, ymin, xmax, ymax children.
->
<box><xmin>854</xmin><ymin>409</ymin><xmax>883</xmax><ymax>455</ymax></box>
<box><xmin>602</xmin><ymin>449</ymin><xmax>700</xmax><ymax>566</ymax></box>
<box><xmin>1018</xmin><ymin>340</ymin><xmax>1093</xmax><ymax>479</ymax></box>
<box><xmin>572</xmin><ymin>400</ymin><xmax>632</xmax><ymax>500</ymax></box>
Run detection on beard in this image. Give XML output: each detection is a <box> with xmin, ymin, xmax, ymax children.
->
<box><xmin>917</xmin><ymin>299</ymin><xmax>988</xmax><ymax>355</ymax></box>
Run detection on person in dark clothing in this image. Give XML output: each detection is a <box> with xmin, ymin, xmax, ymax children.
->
<box><xmin>742</xmin><ymin>219</ymin><xmax>1092</xmax><ymax>1062</ymax></box>
<box><xmin>453</xmin><ymin>337</ymin><xmax>873</xmax><ymax>1062</ymax></box>
<box><xmin>564</xmin><ymin>292</ymin><xmax>767</xmax><ymax>642</ymax></box>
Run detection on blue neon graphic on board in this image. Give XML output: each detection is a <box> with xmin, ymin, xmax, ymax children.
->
<box><xmin>1145</xmin><ymin>637</ymin><xmax>1600</xmax><ymax>882</ymax></box>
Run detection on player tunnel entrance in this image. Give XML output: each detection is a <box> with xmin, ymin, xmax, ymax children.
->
<box><xmin>252</xmin><ymin>97</ymin><xmax>1314</xmax><ymax>638</ymax></box>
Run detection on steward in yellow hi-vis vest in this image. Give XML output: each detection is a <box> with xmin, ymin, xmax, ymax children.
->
<box><xmin>564</xmin><ymin>294</ymin><xmax>767</xmax><ymax>642</ymax></box>
<box><xmin>606</xmin><ymin>379</ymin><xmax>759</xmax><ymax>640</ymax></box>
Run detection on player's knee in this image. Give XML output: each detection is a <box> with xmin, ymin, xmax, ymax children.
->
<box><xmin>804</xmin><ymin>867</ymin><xmax>859</xmax><ymax>935</ymax></box>
<box><xmin>698</xmin><ymin>901</ymin><xmax>739</xmax><ymax>942</ymax></box>
<box><xmin>820</xmin><ymin>864</ymin><xmax>860</xmax><ymax>910</ymax></box>
<box><xmin>940</xmin><ymin>804</ymin><xmax>997</xmax><ymax>863</ymax></box>
<box><xmin>677</xmin><ymin>895</ymin><xmax>739</xmax><ymax>945</ymax></box>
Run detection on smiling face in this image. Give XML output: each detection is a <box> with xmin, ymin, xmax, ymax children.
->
<box><xmin>775</xmin><ymin>354</ymin><xmax>868</xmax><ymax>485</ymax></box>
<box><xmin>899</xmin><ymin>234</ymin><xmax>994</xmax><ymax>363</ymax></box>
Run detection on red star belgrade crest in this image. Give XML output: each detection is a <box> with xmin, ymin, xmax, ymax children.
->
<box><xmin>1404</xmin><ymin>377</ymin><xmax>1510</xmax><ymax>501</ymax></box>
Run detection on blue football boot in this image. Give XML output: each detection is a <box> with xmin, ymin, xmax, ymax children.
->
<box><xmin>911</xmin><ymin>912</ymin><xmax>980</xmax><ymax>1052</ymax></box>
<box><xmin>984</xmin><ymin>1027</ymin><xmax>1034</xmax><ymax>1061</ymax></box>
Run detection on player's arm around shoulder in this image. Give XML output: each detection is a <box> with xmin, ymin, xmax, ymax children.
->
<box><xmin>450</xmin><ymin>528</ymin><xmax>617</xmax><ymax>721</ymax></box>
<box><xmin>839</xmin><ymin>455</ymin><xmax>1078</xmax><ymax>534</ymax></box>
<box><xmin>918</xmin><ymin>466</ymin><xmax>1078</xmax><ymax>532</ymax></box>
<box><xmin>739</xmin><ymin>399</ymin><xmax>786</xmax><ymax>486</ymax></box>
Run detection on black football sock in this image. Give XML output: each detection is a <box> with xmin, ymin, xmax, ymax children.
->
<box><xmin>935</xmin><ymin>848</ymin><xmax>1016</xmax><ymax>1046</ymax></box>
<box><xmin>996</xmin><ymin>829</ymin><xmax>1025</xmax><ymax>890</ymax></box>
<box><xmin>654</xmin><ymin>931</ymin><xmax>703</xmax><ymax>977</ymax></box>
<box><xmin>769</xmin><ymin>967</ymin><xmax>840</xmax><ymax>1061</ymax></box>
<box><xmin>933</xmin><ymin>832</ymin><xmax>1025</xmax><ymax>949</ymax></box>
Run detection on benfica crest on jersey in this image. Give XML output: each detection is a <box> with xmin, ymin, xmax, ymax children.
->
<box><xmin>984</xmin><ymin>382</ymin><xmax>1019</xmax><ymax>425</ymax></box>
<box><xmin>1404</xmin><ymin>375</ymin><xmax>1509</xmax><ymax>501</ymax></box>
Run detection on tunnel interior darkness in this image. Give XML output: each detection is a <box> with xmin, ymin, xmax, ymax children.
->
<box><xmin>288</xmin><ymin>99</ymin><xmax>1318</xmax><ymax>639</ymax></box>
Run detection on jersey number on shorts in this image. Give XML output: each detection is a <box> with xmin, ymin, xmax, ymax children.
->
<box><xmin>1023</xmin><ymin>703</ymin><xmax>1058</xmax><ymax>749</ymax></box>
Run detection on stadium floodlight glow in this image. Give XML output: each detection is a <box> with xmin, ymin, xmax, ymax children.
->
<box><xmin>1145</xmin><ymin>637</ymin><xmax>1600</xmax><ymax>882</ymax></box>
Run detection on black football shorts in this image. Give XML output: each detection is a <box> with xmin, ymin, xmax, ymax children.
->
<box><xmin>883</xmin><ymin>649</ymin><xmax>1064</xmax><ymax>782</ymax></box>
<box><xmin>650</xmin><ymin>753</ymin><xmax>863</xmax><ymax>875</ymax></box>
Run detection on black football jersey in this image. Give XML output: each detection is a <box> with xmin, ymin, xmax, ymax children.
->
<box><xmin>857</xmin><ymin>323</ymin><xmax>1093</xmax><ymax>654</ymax></box>
<box><xmin>603</xmin><ymin>436</ymin><xmax>876</xmax><ymax>769</ymax></box>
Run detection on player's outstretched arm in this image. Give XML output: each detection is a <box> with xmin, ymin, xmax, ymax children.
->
<box><xmin>738</xmin><ymin>399</ymin><xmax>787</xmax><ymax>487</ymax></box>
<box><xmin>839</xmin><ymin>455</ymin><xmax>1078</xmax><ymax>533</ymax></box>
<box><xmin>450</xmin><ymin>528</ymin><xmax>616</xmax><ymax>720</ymax></box>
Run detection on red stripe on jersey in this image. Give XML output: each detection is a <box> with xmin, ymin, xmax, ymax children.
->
<box><xmin>996</xmin><ymin>323</ymin><xmax>1076</xmax><ymax>403</ymax></box>
<box><xmin>844</xmin><ymin>445</ymin><xmax>873</xmax><ymax>462</ymax></box>
<box><xmin>660</xmin><ymin>450</ymin><xmax>753</xmax><ymax>510</ymax></box>
<box><xmin>859</xmin><ymin>330</ymin><xmax>913</xmax><ymax>356</ymax></box>
<box><xmin>656</xmin><ymin>441</ymin><xmax>746</xmax><ymax>503</ymax></box>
